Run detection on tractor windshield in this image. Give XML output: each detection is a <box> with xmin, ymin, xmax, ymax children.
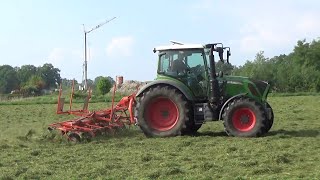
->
<box><xmin>158</xmin><ymin>49</ymin><xmax>208</xmax><ymax>97</ymax></box>
<box><xmin>158</xmin><ymin>49</ymin><xmax>205</xmax><ymax>75</ymax></box>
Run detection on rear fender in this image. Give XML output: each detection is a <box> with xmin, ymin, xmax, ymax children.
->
<box><xmin>136</xmin><ymin>80</ymin><xmax>195</xmax><ymax>101</ymax></box>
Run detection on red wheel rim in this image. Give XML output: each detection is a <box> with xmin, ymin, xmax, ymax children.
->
<box><xmin>146</xmin><ymin>97</ymin><xmax>179</xmax><ymax>131</ymax></box>
<box><xmin>232</xmin><ymin>108</ymin><xmax>256</xmax><ymax>132</ymax></box>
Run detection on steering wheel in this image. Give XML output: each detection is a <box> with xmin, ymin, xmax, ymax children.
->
<box><xmin>187</xmin><ymin>65</ymin><xmax>204</xmax><ymax>81</ymax></box>
<box><xmin>190</xmin><ymin>65</ymin><xmax>203</xmax><ymax>75</ymax></box>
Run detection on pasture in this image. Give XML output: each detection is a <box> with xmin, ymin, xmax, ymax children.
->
<box><xmin>0</xmin><ymin>96</ymin><xmax>319</xmax><ymax>179</ymax></box>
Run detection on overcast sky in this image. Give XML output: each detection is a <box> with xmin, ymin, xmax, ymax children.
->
<box><xmin>0</xmin><ymin>0</ymin><xmax>319</xmax><ymax>81</ymax></box>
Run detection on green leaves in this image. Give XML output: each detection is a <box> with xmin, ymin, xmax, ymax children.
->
<box><xmin>0</xmin><ymin>63</ymin><xmax>61</xmax><ymax>95</ymax></box>
<box><xmin>0</xmin><ymin>65</ymin><xmax>19</xmax><ymax>93</ymax></box>
<box><xmin>96</xmin><ymin>77</ymin><xmax>112</xmax><ymax>95</ymax></box>
<box><xmin>233</xmin><ymin>39</ymin><xmax>320</xmax><ymax>93</ymax></box>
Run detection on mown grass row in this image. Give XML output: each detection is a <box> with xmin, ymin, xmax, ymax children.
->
<box><xmin>1</xmin><ymin>91</ymin><xmax>319</xmax><ymax>106</ymax></box>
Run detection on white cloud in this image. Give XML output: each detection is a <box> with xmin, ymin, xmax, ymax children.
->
<box><xmin>191</xmin><ymin>0</ymin><xmax>213</xmax><ymax>10</ymax></box>
<box><xmin>237</xmin><ymin>5</ymin><xmax>320</xmax><ymax>53</ymax></box>
<box><xmin>296</xmin><ymin>13</ymin><xmax>320</xmax><ymax>36</ymax></box>
<box><xmin>71</xmin><ymin>49</ymin><xmax>83</xmax><ymax>61</ymax></box>
<box><xmin>189</xmin><ymin>0</ymin><xmax>320</xmax><ymax>54</ymax></box>
<box><xmin>47</xmin><ymin>48</ymin><xmax>85</xmax><ymax>80</ymax></box>
<box><xmin>48</xmin><ymin>48</ymin><xmax>66</xmax><ymax>63</ymax></box>
<box><xmin>106</xmin><ymin>36</ymin><xmax>134</xmax><ymax>57</ymax></box>
<box><xmin>239</xmin><ymin>21</ymin><xmax>294</xmax><ymax>53</ymax></box>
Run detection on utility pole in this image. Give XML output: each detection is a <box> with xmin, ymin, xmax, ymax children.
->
<box><xmin>83</xmin><ymin>17</ymin><xmax>116</xmax><ymax>90</ymax></box>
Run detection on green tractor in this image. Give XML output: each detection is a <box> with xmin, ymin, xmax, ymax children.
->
<box><xmin>135</xmin><ymin>41</ymin><xmax>273</xmax><ymax>137</ymax></box>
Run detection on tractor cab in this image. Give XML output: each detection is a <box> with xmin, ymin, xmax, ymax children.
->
<box><xmin>155</xmin><ymin>43</ymin><xmax>209</xmax><ymax>99</ymax></box>
<box><xmin>153</xmin><ymin>42</ymin><xmax>233</xmax><ymax>100</ymax></box>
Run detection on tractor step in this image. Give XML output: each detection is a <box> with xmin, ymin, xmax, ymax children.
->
<box><xmin>194</xmin><ymin>103</ymin><xmax>218</xmax><ymax>124</ymax></box>
<box><xmin>194</xmin><ymin>103</ymin><xmax>205</xmax><ymax>125</ymax></box>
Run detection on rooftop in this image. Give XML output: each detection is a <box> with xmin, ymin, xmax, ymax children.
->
<box><xmin>154</xmin><ymin>43</ymin><xmax>205</xmax><ymax>51</ymax></box>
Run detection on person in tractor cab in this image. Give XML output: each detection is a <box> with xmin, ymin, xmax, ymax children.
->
<box><xmin>172</xmin><ymin>55</ymin><xmax>188</xmax><ymax>75</ymax></box>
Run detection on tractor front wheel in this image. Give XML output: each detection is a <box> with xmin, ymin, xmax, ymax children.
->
<box><xmin>135</xmin><ymin>86</ymin><xmax>190</xmax><ymax>137</ymax></box>
<box><xmin>222</xmin><ymin>97</ymin><xmax>268</xmax><ymax>137</ymax></box>
<box><xmin>264</xmin><ymin>102</ymin><xmax>274</xmax><ymax>133</ymax></box>
<box><xmin>182</xmin><ymin>104</ymin><xmax>202</xmax><ymax>135</ymax></box>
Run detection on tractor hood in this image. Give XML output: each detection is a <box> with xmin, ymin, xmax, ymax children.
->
<box><xmin>218</xmin><ymin>75</ymin><xmax>271</xmax><ymax>102</ymax></box>
<box><xmin>218</xmin><ymin>75</ymin><xmax>249</xmax><ymax>82</ymax></box>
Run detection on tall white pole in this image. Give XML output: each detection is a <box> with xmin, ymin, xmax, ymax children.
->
<box><xmin>83</xmin><ymin>17</ymin><xmax>116</xmax><ymax>90</ymax></box>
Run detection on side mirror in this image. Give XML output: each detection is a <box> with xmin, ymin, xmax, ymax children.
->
<box><xmin>216</xmin><ymin>47</ymin><xmax>224</xmax><ymax>62</ymax></box>
<box><xmin>227</xmin><ymin>50</ymin><xmax>231</xmax><ymax>64</ymax></box>
<box><xmin>223</xmin><ymin>47</ymin><xmax>231</xmax><ymax>64</ymax></box>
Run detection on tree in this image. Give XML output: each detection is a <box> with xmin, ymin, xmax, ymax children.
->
<box><xmin>19</xmin><ymin>75</ymin><xmax>46</xmax><ymax>96</ymax></box>
<box><xmin>93</xmin><ymin>76</ymin><xmax>114</xmax><ymax>91</ymax></box>
<box><xmin>94</xmin><ymin>76</ymin><xmax>104</xmax><ymax>86</ymax></box>
<box><xmin>16</xmin><ymin>65</ymin><xmax>37</xmax><ymax>87</ymax></box>
<box><xmin>27</xmin><ymin>75</ymin><xmax>46</xmax><ymax>90</ymax></box>
<box><xmin>61</xmin><ymin>78</ymin><xmax>78</xmax><ymax>89</ymax></box>
<box><xmin>107</xmin><ymin>76</ymin><xmax>115</xmax><ymax>85</ymax></box>
<box><xmin>95</xmin><ymin>76</ymin><xmax>115</xmax><ymax>85</ymax></box>
<box><xmin>0</xmin><ymin>65</ymin><xmax>19</xmax><ymax>93</ymax></box>
<box><xmin>81</xmin><ymin>79</ymin><xmax>94</xmax><ymax>89</ymax></box>
<box><xmin>96</xmin><ymin>77</ymin><xmax>112</xmax><ymax>95</ymax></box>
<box><xmin>216</xmin><ymin>61</ymin><xmax>234</xmax><ymax>75</ymax></box>
<box><xmin>232</xmin><ymin>38</ymin><xmax>320</xmax><ymax>93</ymax></box>
<box><xmin>38</xmin><ymin>63</ymin><xmax>61</xmax><ymax>89</ymax></box>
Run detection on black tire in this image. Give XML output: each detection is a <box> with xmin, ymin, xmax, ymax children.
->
<box><xmin>68</xmin><ymin>132</ymin><xmax>81</xmax><ymax>142</ymax></box>
<box><xmin>222</xmin><ymin>97</ymin><xmax>268</xmax><ymax>137</ymax></box>
<box><xmin>182</xmin><ymin>104</ymin><xmax>202</xmax><ymax>135</ymax></box>
<box><xmin>183</xmin><ymin>123</ymin><xmax>202</xmax><ymax>135</ymax></box>
<box><xmin>264</xmin><ymin>102</ymin><xmax>274</xmax><ymax>133</ymax></box>
<box><xmin>135</xmin><ymin>86</ymin><xmax>190</xmax><ymax>137</ymax></box>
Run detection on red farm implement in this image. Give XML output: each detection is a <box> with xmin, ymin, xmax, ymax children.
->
<box><xmin>48</xmin><ymin>81</ymin><xmax>137</xmax><ymax>142</ymax></box>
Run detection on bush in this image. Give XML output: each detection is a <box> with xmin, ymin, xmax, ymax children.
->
<box><xmin>20</xmin><ymin>85</ymin><xmax>41</xmax><ymax>96</ymax></box>
<box><xmin>97</xmin><ymin>77</ymin><xmax>112</xmax><ymax>95</ymax></box>
<box><xmin>73</xmin><ymin>90</ymin><xmax>88</xmax><ymax>99</ymax></box>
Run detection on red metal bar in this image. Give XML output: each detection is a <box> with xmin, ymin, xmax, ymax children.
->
<box><xmin>56</xmin><ymin>84</ymin><xmax>63</xmax><ymax>114</ymax></box>
<box><xmin>69</xmin><ymin>80</ymin><xmax>75</xmax><ymax>112</ymax></box>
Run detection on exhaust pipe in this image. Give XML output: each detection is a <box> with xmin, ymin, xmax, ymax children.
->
<box><xmin>209</xmin><ymin>46</ymin><xmax>220</xmax><ymax>108</ymax></box>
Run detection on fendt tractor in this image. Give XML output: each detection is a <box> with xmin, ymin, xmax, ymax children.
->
<box><xmin>135</xmin><ymin>41</ymin><xmax>273</xmax><ymax>137</ymax></box>
<box><xmin>49</xmin><ymin>41</ymin><xmax>274</xmax><ymax>141</ymax></box>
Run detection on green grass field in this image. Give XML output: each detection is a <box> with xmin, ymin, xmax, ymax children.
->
<box><xmin>0</xmin><ymin>96</ymin><xmax>319</xmax><ymax>179</ymax></box>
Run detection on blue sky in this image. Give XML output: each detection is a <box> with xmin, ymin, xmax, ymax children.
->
<box><xmin>0</xmin><ymin>0</ymin><xmax>319</xmax><ymax>82</ymax></box>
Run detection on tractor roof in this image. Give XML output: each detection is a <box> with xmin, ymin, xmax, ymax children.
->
<box><xmin>154</xmin><ymin>44</ymin><xmax>205</xmax><ymax>52</ymax></box>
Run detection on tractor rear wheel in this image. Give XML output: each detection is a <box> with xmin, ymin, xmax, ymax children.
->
<box><xmin>222</xmin><ymin>97</ymin><xmax>268</xmax><ymax>137</ymax></box>
<box><xmin>135</xmin><ymin>86</ymin><xmax>190</xmax><ymax>137</ymax></box>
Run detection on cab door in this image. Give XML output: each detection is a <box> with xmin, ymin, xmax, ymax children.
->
<box><xmin>183</xmin><ymin>50</ymin><xmax>209</xmax><ymax>99</ymax></box>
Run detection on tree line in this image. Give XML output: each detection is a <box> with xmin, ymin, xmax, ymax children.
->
<box><xmin>0</xmin><ymin>61</ymin><xmax>116</xmax><ymax>96</ymax></box>
<box><xmin>0</xmin><ymin>63</ymin><xmax>61</xmax><ymax>95</ymax></box>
